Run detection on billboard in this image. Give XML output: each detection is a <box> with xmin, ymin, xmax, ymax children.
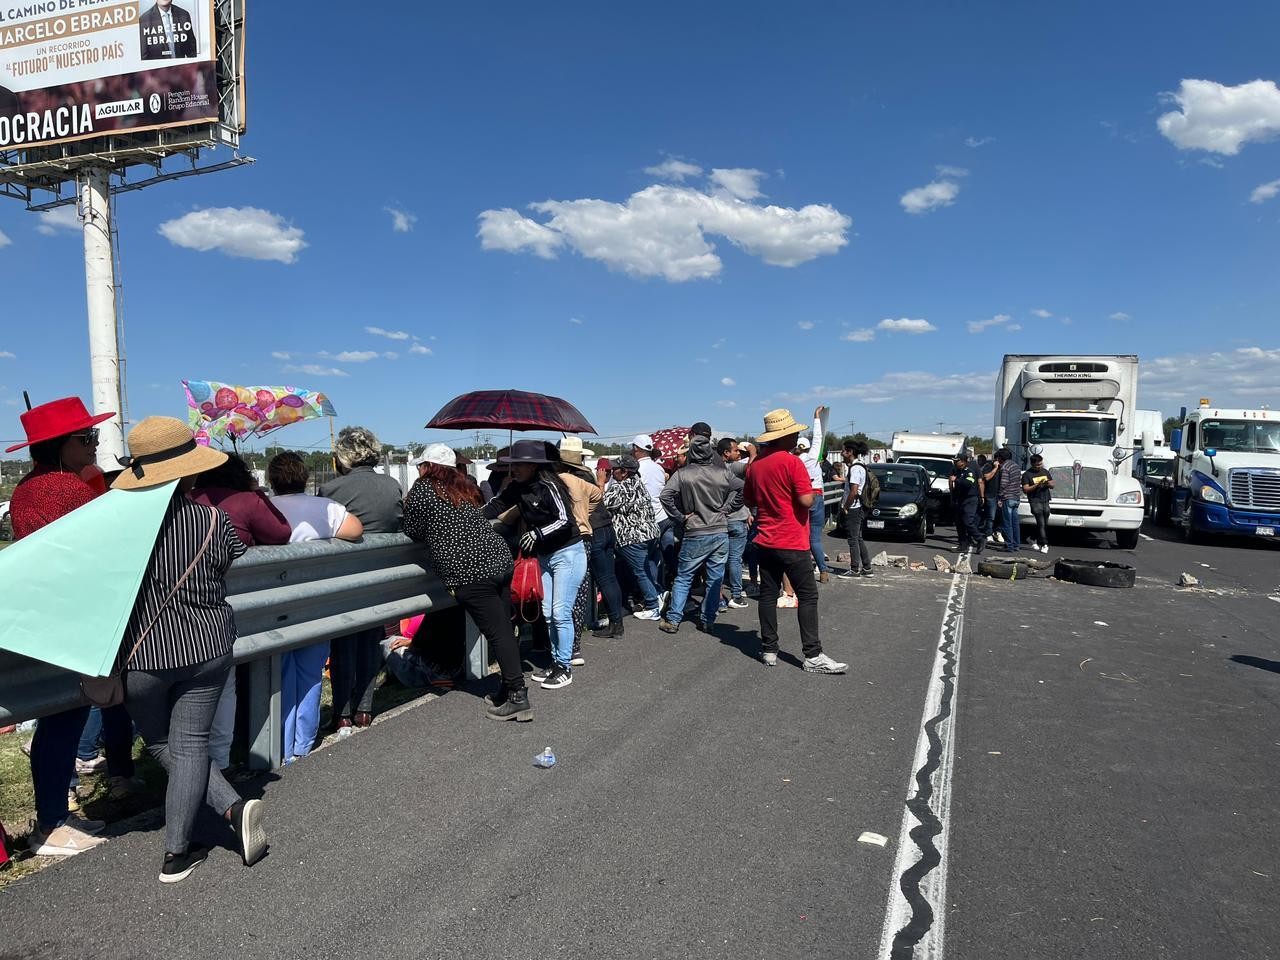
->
<box><xmin>0</xmin><ymin>0</ymin><xmax>218</xmax><ymax>150</ymax></box>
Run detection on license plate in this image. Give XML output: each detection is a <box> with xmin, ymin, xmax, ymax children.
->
<box><xmin>1258</xmin><ymin>526</ymin><xmax>1275</xmax><ymax>537</ymax></box>
<box><xmin>1065</xmin><ymin>517</ymin><xmax>1084</xmax><ymax>527</ymax></box>
<box><xmin>867</xmin><ymin>520</ymin><xmax>885</xmax><ymax>529</ymax></box>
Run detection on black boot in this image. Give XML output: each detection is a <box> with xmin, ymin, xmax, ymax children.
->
<box><xmin>486</xmin><ymin>686</ymin><xmax>532</xmax><ymax>722</ymax></box>
<box><xmin>591</xmin><ymin>620</ymin><xmax>624</xmax><ymax>639</ymax></box>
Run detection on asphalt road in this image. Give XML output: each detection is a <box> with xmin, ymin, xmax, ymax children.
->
<box><xmin>1</xmin><ymin>519</ymin><xmax>1277</xmax><ymax>960</ymax></box>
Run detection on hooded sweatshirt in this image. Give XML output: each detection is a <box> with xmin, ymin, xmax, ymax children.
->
<box><xmin>658</xmin><ymin>434</ymin><xmax>744</xmax><ymax>537</ymax></box>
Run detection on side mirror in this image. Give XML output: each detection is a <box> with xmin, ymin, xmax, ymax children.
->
<box><xmin>1112</xmin><ymin>446</ymin><xmax>1126</xmax><ymax>461</ymax></box>
<box><xmin>1205</xmin><ymin>447</ymin><xmax>1217</xmax><ymax>458</ymax></box>
<box><xmin>1170</xmin><ymin>428</ymin><xmax>1182</xmax><ymax>453</ymax></box>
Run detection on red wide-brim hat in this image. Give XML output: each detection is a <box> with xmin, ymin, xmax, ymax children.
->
<box><xmin>6</xmin><ymin>397</ymin><xmax>116</xmax><ymax>453</ymax></box>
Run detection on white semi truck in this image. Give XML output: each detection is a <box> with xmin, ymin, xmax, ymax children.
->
<box><xmin>993</xmin><ymin>355</ymin><xmax>1144</xmax><ymax>549</ymax></box>
<box><xmin>1171</xmin><ymin>400</ymin><xmax>1280</xmax><ymax>541</ymax></box>
<box><xmin>1133</xmin><ymin>409</ymin><xmax>1177</xmax><ymax>523</ymax></box>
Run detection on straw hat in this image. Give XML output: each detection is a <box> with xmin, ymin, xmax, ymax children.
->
<box><xmin>112</xmin><ymin>417</ymin><xmax>228</xmax><ymax>490</ymax></box>
<box><xmin>756</xmin><ymin>408</ymin><xmax>806</xmax><ymax>443</ymax></box>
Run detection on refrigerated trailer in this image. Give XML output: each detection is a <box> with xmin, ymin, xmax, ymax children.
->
<box><xmin>993</xmin><ymin>355</ymin><xmax>1144</xmax><ymax>549</ymax></box>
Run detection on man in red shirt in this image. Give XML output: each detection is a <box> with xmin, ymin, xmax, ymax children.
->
<box><xmin>743</xmin><ymin>409</ymin><xmax>847</xmax><ymax>674</ymax></box>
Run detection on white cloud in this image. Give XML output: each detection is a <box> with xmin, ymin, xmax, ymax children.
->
<box><xmin>901</xmin><ymin>179</ymin><xmax>961</xmax><ymax>215</ymax></box>
<box><xmin>967</xmin><ymin>313</ymin><xmax>1021</xmax><ymax>334</ymax></box>
<box><xmin>282</xmin><ymin>363</ymin><xmax>348</xmax><ymax>378</ymax></box>
<box><xmin>797</xmin><ymin>320</ymin><xmax>816</xmax><ymax>330</ymax></box>
<box><xmin>477</xmin><ymin>180</ymin><xmax>850</xmax><ymax>282</ymax></box>
<box><xmin>332</xmin><ymin>350</ymin><xmax>379</xmax><ymax>362</ymax></box>
<box><xmin>935</xmin><ymin>165</ymin><xmax>970</xmax><ymax>179</ymax></box>
<box><xmin>271</xmin><ymin>351</ymin><xmax>292</xmax><ymax>360</ymax></box>
<box><xmin>365</xmin><ymin>326</ymin><xmax>410</xmax><ymax>340</ymax></box>
<box><xmin>36</xmin><ymin>205</ymin><xmax>80</xmax><ymax>235</ymax></box>
<box><xmin>0</xmin><ymin>228</ymin><xmax>10</xmax><ymax>248</ymax></box>
<box><xmin>860</xmin><ymin>396</ymin><xmax>894</xmax><ymax>404</ymax></box>
<box><xmin>1140</xmin><ymin>347</ymin><xmax>1280</xmax><ymax>405</ymax></box>
<box><xmin>789</xmin><ymin>369</ymin><xmax>999</xmax><ymax>404</ymax></box>
<box><xmin>715</xmin><ymin>399</ymin><xmax>737</xmax><ymax>408</ymax></box>
<box><xmin>1157</xmin><ymin>79</ymin><xmax>1280</xmax><ymax>155</ymax></box>
<box><xmin>1250</xmin><ymin>178</ymin><xmax>1280</xmax><ymax>204</ymax></box>
<box><xmin>410</xmin><ymin>343</ymin><xmax>432</xmax><ymax>355</ymax></box>
<box><xmin>568</xmin><ymin>316</ymin><xmax>583</xmax><ymax>325</ymax></box>
<box><xmin>878</xmin><ymin>317</ymin><xmax>936</xmax><ymax>334</ymax></box>
<box><xmin>1031</xmin><ymin>308</ymin><xmax>1052</xmax><ymax>318</ymax></box>
<box><xmin>158</xmin><ymin>207</ymin><xmax>306</xmax><ymax>263</ymax></box>
<box><xmin>477</xmin><ymin>208</ymin><xmax>564</xmax><ymax>259</ymax></box>
<box><xmin>385</xmin><ymin>206</ymin><xmax>417</xmax><ymax>233</ymax></box>
<box><xmin>964</xmin><ymin>136</ymin><xmax>994</xmax><ymax>148</ymax></box>
<box><xmin>0</xmin><ymin>350</ymin><xmax>14</xmax><ymax>358</ymax></box>
<box><xmin>644</xmin><ymin>158</ymin><xmax>703</xmax><ymax>182</ymax></box>
<box><xmin>1109</xmin><ymin>311</ymin><xmax>1132</xmax><ymax>322</ymax></box>
<box><xmin>841</xmin><ymin>328</ymin><xmax>876</xmax><ymax>342</ymax></box>
<box><xmin>721</xmin><ymin>377</ymin><xmax>736</xmax><ymax>387</ymax></box>
<box><xmin>710</xmin><ymin>167</ymin><xmax>765</xmax><ymax>200</ymax></box>
<box><xmin>383</xmin><ymin>351</ymin><xmax>399</xmax><ymax>360</ymax></box>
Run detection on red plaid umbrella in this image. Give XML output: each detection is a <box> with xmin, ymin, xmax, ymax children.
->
<box><xmin>426</xmin><ymin>390</ymin><xmax>596</xmax><ymax>434</ymax></box>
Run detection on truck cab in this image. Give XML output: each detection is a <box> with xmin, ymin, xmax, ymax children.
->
<box><xmin>1132</xmin><ymin>409</ymin><xmax>1176</xmax><ymax>523</ymax></box>
<box><xmin>1173</xmin><ymin>402</ymin><xmax>1280</xmax><ymax>541</ymax></box>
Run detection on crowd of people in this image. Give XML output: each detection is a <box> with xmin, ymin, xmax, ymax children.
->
<box><xmin>6</xmin><ymin>395</ymin><xmax>902</xmax><ymax>883</ymax></box>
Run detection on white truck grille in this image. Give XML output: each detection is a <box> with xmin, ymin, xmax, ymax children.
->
<box><xmin>1228</xmin><ymin>469</ymin><xmax>1280</xmax><ymax>511</ymax></box>
<box><xmin>1048</xmin><ymin>465</ymin><xmax>1108</xmax><ymax>501</ymax></box>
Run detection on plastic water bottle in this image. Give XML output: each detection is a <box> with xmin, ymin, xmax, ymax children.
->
<box><xmin>337</xmin><ymin>727</ymin><xmax>353</xmax><ymax>739</ymax></box>
<box><xmin>533</xmin><ymin>746</ymin><xmax>556</xmax><ymax>768</ymax></box>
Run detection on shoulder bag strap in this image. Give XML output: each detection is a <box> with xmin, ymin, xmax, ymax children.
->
<box><xmin>120</xmin><ymin>505</ymin><xmax>219</xmax><ymax>669</ymax></box>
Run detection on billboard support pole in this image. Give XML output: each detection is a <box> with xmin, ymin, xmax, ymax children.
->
<box><xmin>80</xmin><ymin>168</ymin><xmax>125</xmax><ymax>467</ymax></box>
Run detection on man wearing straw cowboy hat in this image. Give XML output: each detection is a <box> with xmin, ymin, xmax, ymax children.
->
<box><xmin>743</xmin><ymin>409</ymin><xmax>847</xmax><ymax>673</ymax></box>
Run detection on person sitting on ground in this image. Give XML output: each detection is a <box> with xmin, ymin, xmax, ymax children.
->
<box><xmin>190</xmin><ymin>452</ymin><xmax>292</xmax><ymax>773</ymax></box>
<box><xmin>266</xmin><ymin>452</ymin><xmax>364</xmax><ymax>762</ymax></box>
<box><xmin>320</xmin><ymin>426</ymin><xmax>404</xmax><ymax>730</ymax></box>
<box><xmin>403</xmin><ymin>443</ymin><xmax>529</xmax><ymax>720</ymax></box>
<box><xmin>657</xmin><ymin>424</ymin><xmax>743</xmax><ymax>634</ymax></box>
<box><xmin>483</xmin><ymin>440</ymin><xmax>587</xmax><ymax>692</ymax></box>
<box><xmin>112</xmin><ymin>417</ymin><xmax>267</xmax><ymax>883</ymax></box>
<box><xmin>603</xmin><ymin>454</ymin><xmax>663</xmax><ymax>621</ymax></box>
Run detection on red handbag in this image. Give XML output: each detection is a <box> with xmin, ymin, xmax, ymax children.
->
<box><xmin>510</xmin><ymin>552</ymin><xmax>544</xmax><ymax>621</ymax></box>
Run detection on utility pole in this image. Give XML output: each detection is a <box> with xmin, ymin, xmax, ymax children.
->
<box><xmin>81</xmin><ymin>169</ymin><xmax>124</xmax><ymax>467</ymax></box>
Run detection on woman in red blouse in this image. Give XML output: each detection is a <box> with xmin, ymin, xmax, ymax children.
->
<box><xmin>7</xmin><ymin>397</ymin><xmax>117</xmax><ymax>857</ymax></box>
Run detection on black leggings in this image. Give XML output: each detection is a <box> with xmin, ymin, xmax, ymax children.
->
<box><xmin>454</xmin><ymin>572</ymin><xmax>523</xmax><ymax>693</ymax></box>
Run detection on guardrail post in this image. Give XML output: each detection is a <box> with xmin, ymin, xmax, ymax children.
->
<box><xmin>463</xmin><ymin>613</ymin><xmax>488</xmax><ymax>682</ymax></box>
<box><xmin>247</xmin><ymin>653</ymin><xmax>282</xmax><ymax>770</ymax></box>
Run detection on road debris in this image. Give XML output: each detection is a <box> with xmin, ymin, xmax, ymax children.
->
<box><xmin>1094</xmin><ymin>621</ymin><xmax>1109</xmax><ymax>627</ymax></box>
<box><xmin>1178</xmin><ymin>572</ymin><xmax>1201</xmax><ymax>587</ymax></box>
<box><xmin>956</xmin><ymin>554</ymin><xmax>972</xmax><ymax>574</ymax></box>
<box><xmin>1079</xmin><ymin>658</ymin><xmax>1093</xmax><ymax>671</ymax></box>
<box><xmin>933</xmin><ymin>555</ymin><xmax>953</xmax><ymax>573</ymax></box>
<box><xmin>858</xmin><ymin>832</ymin><xmax>889</xmax><ymax>847</ymax></box>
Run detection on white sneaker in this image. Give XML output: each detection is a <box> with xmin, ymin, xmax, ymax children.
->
<box><xmin>75</xmin><ymin>756</ymin><xmax>107</xmax><ymax>776</ymax></box>
<box><xmin>633</xmin><ymin>607</ymin><xmax>661</xmax><ymax>621</ymax></box>
<box><xmin>1039</xmin><ymin>544</ymin><xmax>1049</xmax><ymax>554</ymax></box>
<box><xmin>65</xmin><ymin>813</ymin><xmax>105</xmax><ymax>835</ymax></box>
<box><xmin>28</xmin><ymin>820</ymin><xmax>107</xmax><ymax>857</ymax></box>
<box><xmin>803</xmin><ymin>653</ymin><xmax>848</xmax><ymax>674</ymax></box>
<box><xmin>727</xmin><ymin>597</ymin><xmax>749</xmax><ymax>609</ymax></box>
<box><xmin>762</xmin><ymin>651</ymin><xmax>778</xmax><ymax>666</ymax></box>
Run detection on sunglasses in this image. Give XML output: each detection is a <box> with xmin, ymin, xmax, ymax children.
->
<box><xmin>71</xmin><ymin>428</ymin><xmax>100</xmax><ymax>444</ymax></box>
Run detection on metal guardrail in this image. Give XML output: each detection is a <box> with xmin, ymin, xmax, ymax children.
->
<box><xmin>3</xmin><ymin>485</ymin><xmax>848</xmax><ymax>765</ymax></box>
<box><xmin>0</xmin><ymin>534</ymin><xmax>487</xmax><ymax>769</ymax></box>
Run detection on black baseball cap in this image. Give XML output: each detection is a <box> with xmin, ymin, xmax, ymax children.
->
<box><xmin>690</xmin><ymin>421</ymin><xmax>712</xmax><ymax>438</ymax></box>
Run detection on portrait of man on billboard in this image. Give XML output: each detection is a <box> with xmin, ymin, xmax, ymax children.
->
<box><xmin>139</xmin><ymin>0</ymin><xmax>199</xmax><ymax>61</ymax></box>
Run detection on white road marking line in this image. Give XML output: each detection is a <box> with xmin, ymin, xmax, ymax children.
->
<box><xmin>877</xmin><ymin>571</ymin><xmax>968</xmax><ymax>960</ymax></box>
<box><xmin>1268</xmin><ymin>596</ymin><xmax>1280</xmax><ymax>605</ymax></box>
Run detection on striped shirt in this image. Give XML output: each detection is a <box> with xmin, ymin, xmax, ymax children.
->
<box><xmin>122</xmin><ymin>494</ymin><xmax>246</xmax><ymax>672</ymax></box>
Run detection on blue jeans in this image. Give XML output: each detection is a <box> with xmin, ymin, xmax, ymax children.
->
<box><xmin>726</xmin><ymin>520</ymin><xmax>748</xmax><ymax>600</ymax></box>
<box><xmin>31</xmin><ymin>705</ymin><xmax>89</xmax><ymax>829</ymax></box>
<box><xmin>1001</xmin><ymin>499</ymin><xmax>1022</xmax><ymax>551</ymax></box>
<box><xmin>657</xmin><ymin>518</ymin><xmax>678</xmax><ymax>587</ymax></box>
<box><xmin>982</xmin><ymin>498</ymin><xmax>999</xmax><ymax>536</ymax></box>
<box><xmin>618</xmin><ymin>540</ymin><xmax>661</xmax><ymax>610</ymax></box>
<box><xmin>540</xmin><ymin>541</ymin><xmax>589</xmax><ymax>668</ymax></box>
<box><xmin>666</xmin><ymin>532</ymin><xmax>729</xmax><ymax>627</ymax></box>
<box><xmin>808</xmin><ymin>498</ymin><xmax>829</xmax><ymax>573</ymax></box>
<box><xmin>76</xmin><ymin>704</ymin><xmax>136</xmax><ymax>778</ymax></box>
<box><xmin>282</xmin><ymin>641</ymin><xmax>330</xmax><ymax>761</ymax></box>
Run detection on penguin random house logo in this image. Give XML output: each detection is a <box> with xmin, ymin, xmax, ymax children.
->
<box><xmin>149</xmin><ymin>93</ymin><xmax>162</xmax><ymax>113</ymax></box>
<box><xmin>95</xmin><ymin>98</ymin><xmax>144</xmax><ymax>120</ymax></box>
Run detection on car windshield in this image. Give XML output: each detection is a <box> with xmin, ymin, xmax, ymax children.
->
<box><xmin>1027</xmin><ymin>416</ymin><xmax>1117</xmax><ymax>445</ymax></box>
<box><xmin>871</xmin><ymin>466</ymin><xmax>925</xmax><ymax>492</ymax></box>
<box><xmin>1199</xmin><ymin>420</ymin><xmax>1280</xmax><ymax>454</ymax></box>
<box><xmin>896</xmin><ymin>457</ymin><xmax>950</xmax><ymax>481</ymax></box>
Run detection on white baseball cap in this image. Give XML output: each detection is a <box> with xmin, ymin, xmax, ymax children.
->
<box><xmin>631</xmin><ymin>434</ymin><xmax>654</xmax><ymax>450</ymax></box>
<box><xmin>795</xmin><ymin>436</ymin><xmax>811</xmax><ymax>450</ymax></box>
<box><xmin>409</xmin><ymin>442</ymin><xmax>456</xmax><ymax>468</ymax></box>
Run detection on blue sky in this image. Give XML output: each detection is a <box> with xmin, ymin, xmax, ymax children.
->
<box><xmin>2</xmin><ymin>1</ymin><xmax>1279</xmax><ymax>455</ymax></box>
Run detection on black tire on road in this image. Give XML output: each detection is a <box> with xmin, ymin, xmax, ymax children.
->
<box><xmin>1053</xmin><ymin>558</ymin><xmax>1136</xmax><ymax>588</ymax></box>
<box><xmin>976</xmin><ymin>558</ymin><xmax>1032</xmax><ymax>580</ymax></box>
<box><xmin>914</xmin><ymin>518</ymin><xmax>928</xmax><ymax>543</ymax></box>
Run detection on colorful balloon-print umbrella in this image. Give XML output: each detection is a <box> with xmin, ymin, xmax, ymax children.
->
<box><xmin>183</xmin><ymin>380</ymin><xmax>337</xmax><ymax>446</ymax></box>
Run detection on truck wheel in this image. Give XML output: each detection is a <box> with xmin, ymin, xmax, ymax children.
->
<box><xmin>1180</xmin><ymin>512</ymin><xmax>1201</xmax><ymax>544</ymax></box>
<box><xmin>1115</xmin><ymin>529</ymin><xmax>1140</xmax><ymax>550</ymax></box>
<box><xmin>1054</xmin><ymin>558</ymin><xmax>1136</xmax><ymax>588</ymax></box>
